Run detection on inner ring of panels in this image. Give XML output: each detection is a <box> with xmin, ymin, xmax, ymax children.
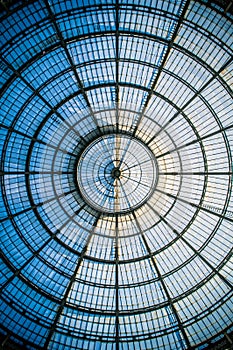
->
<box><xmin>76</xmin><ymin>134</ymin><xmax>158</xmax><ymax>214</ymax></box>
<box><xmin>0</xmin><ymin>0</ymin><xmax>233</xmax><ymax>349</ymax></box>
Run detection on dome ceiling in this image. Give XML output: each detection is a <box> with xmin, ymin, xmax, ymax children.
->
<box><xmin>0</xmin><ymin>0</ymin><xmax>233</xmax><ymax>349</ymax></box>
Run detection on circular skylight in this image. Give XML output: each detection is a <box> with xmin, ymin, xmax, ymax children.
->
<box><xmin>77</xmin><ymin>134</ymin><xmax>158</xmax><ymax>213</ymax></box>
<box><xmin>0</xmin><ymin>1</ymin><xmax>233</xmax><ymax>350</ymax></box>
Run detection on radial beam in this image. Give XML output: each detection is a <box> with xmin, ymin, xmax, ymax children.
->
<box><xmin>43</xmin><ymin>0</ymin><xmax>102</xmax><ymax>134</ymax></box>
<box><xmin>0</xmin><ymin>189</ymin><xmax>76</xmax><ymax>224</ymax></box>
<box><xmin>158</xmin><ymin>172</ymin><xmax>233</xmax><ymax>176</ymax></box>
<box><xmin>0</xmin><ymin>171</ymin><xmax>73</xmax><ymax>175</ymax></box>
<box><xmin>131</xmin><ymin>210</ymin><xmax>191</xmax><ymax>349</ymax></box>
<box><xmin>147</xmin><ymin>202</ymin><xmax>233</xmax><ymax>291</ymax></box>
<box><xmin>0</xmin><ymin>54</ymin><xmax>86</xmax><ymax>145</ymax></box>
<box><xmin>0</xmin><ymin>204</ymin><xmax>87</xmax><ymax>294</ymax></box>
<box><xmin>115</xmin><ymin>214</ymin><xmax>120</xmax><ymax>350</ymax></box>
<box><xmin>115</xmin><ymin>0</ymin><xmax>120</xmax><ymax>133</ymax></box>
<box><xmin>1</xmin><ymin>24</ymin><xmax>232</xmax><ymax>100</ymax></box>
<box><xmin>154</xmin><ymin>122</ymin><xmax>233</xmax><ymax>160</ymax></box>
<box><xmin>154</xmin><ymin>187</ymin><xmax>233</xmax><ymax>223</ymax></box>
<box><xmin>146</xmin><ymin>56</ymin><xmax>233</xmax><ymax>146</ymax></box>
<box><xmin>132</xmin><ymin>0</ymin><xmax>191</xmax><ymax>136</ymax></box>
<box><xmin>43</xmin><ymin>215</ymin><xmax>100</xmax><ymax>349</ymax></box>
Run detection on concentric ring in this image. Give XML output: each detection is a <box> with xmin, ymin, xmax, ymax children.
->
<box><xmin>77</xmin><ymin>134</ymin><xmax>158</xmax><ymax>214</ymax></box>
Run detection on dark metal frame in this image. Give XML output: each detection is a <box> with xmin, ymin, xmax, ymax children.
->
<box><xmin>1</xmin><ymin>0</ymin><xmax>233</xmax><ymax>349</ymax></box>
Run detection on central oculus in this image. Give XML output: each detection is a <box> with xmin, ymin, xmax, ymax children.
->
<box><xmin>111</xmin><ymin>167</ymin><xmax>121</xmax><ymax>179</ymax></box>
<box><xmin>77</xmin><ymin>134</ymin><xmax>158</xmax><ymax>214</ymax></box>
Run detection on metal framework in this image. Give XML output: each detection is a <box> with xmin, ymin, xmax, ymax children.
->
<box><xmin>0</xmin><ymin>0</ymin><xmax>233</xmax><ymax>349</ymax></box>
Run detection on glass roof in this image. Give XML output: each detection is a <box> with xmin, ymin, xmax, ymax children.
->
<box><xmin>0</xmin><ymin>0</ymin><xmax>232</xmax><ymax>349</ymax></box>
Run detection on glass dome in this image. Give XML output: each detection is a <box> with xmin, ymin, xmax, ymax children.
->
<box><xmin>0</xmin><ymin>0</ymin><xmax>233</xmax><ymax>349</ymax></box>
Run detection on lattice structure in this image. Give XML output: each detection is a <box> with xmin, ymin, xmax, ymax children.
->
<box><xmin>0</xmin><ymin>0</ymin><xmax>233</xmax><ymax>349</ymax></box>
